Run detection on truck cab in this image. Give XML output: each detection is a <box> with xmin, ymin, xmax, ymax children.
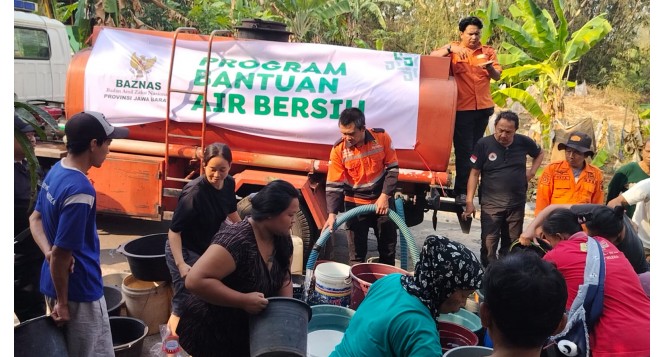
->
<box><xmin>14</xmin><ymin>8</ymin><xmax>71</xmax><ymax>103</ymax></box>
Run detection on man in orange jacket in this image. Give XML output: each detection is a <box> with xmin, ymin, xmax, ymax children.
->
<box><xmin>322</xmin><ymin>108</ymin><xmax>399</xmax><ymax>265</ymax></box>
<box><xmin>535</xmin><ymin>131</ymin><xmax>604</xmax><ymax>215</ymax></box>
<box><xmin>431</xmin><ymin>16</ymin><xmax>502</xmax><ymax>205</ymax></box>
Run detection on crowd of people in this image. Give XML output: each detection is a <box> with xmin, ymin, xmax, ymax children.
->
<box><xmin>14</xmin><ymin>14</ymin><xmax>650</xmax><ymax>357</ymax></box>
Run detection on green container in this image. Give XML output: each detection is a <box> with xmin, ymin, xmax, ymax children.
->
<box><xmin>307</xmin><ymin>305</ymin><xmax>355</xmax><ymax>357</ymax></box>
<box><xmin>438</xmin><ymin>308</ymin><xmax>482</xmax><ymax>333</ymax></box>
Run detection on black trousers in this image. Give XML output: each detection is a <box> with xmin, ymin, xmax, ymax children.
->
<box><xmin>479</xmin><ymin>206</ymin><xmax>524</xmax><ymax>267</ymax></box>
<box><xmin>345</xmin><ymin>200</ymin><xmax>397</xmax><ymax>266</ymax></box>
<box><xmin>453</xmin><ymin>108</ymin><xmax>494</xmax><ymax>194</ymax></box>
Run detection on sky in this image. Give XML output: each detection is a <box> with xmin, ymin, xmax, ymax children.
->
<box><xmin>7</xmin><ymin>0</ymin><xmax>660</xmax><ymax>353</ymax></box>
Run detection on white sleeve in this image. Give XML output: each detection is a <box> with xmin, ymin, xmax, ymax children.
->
<box><xmin>622</xmin><ymin>178</ymin><xmax>650</xmax><ymax>205</ymax></box>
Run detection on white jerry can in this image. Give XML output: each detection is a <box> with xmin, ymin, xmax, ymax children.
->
<box><xmin>291</xmin><ymin>235</ymin><xmax>304</xmax><ymax>275</ymax></box>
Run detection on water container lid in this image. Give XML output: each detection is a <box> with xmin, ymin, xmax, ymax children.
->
<box><xmin>315</xmin><ymin>262</ymin><xmax>351</xmax><ymax>279</ymax></box>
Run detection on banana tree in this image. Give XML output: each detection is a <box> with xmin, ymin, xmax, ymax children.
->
<box><xmin>476</xmin><ymin>0</ymin><xmax>612</xmax><ymax>137</ymax></box>
<box><xmin>340</xmin><ymin>0</ymin><xmax>411</xmax><ymax>47</ymax></box>
<box><xmin>14</xmin><ymin>102</ymin><xmax>60</xmax><ymax>206</ymax></box>
<box><xmin>270</xmin><ymin>0</ymin><xmax>351</xmax><ymax>42</ymax></box>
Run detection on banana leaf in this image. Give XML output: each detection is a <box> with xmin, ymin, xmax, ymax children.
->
<box><xmin>564</xmin><ymin>14</ymin><xmax>612</xmax><ymax>64</ymax></box>
<box><xmin>500</xmin><ymin>42</ymin><xmax>536</xmax><ymax>66</ymax></box>
<box><xmin>492</xmin><ymin>87</ymin><xmax>549</xmax><ymax>125</ymax></box>
<box><xmin>552</xmin><ymin>0</ymin><xmax>568</xmax><ymax>54</ymax></box>
<box><xmin>493</xmin><ymin>16</ymin><xmax>549</xmax><ymax>61</ymax></box>
<box><xmin>517</xmin><ymin>0</ymin><xmax>556</xmax><ymax>47</ymax></box>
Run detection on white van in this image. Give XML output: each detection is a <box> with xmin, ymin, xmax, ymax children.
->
<box><xmin>14</xmin><ymin>10</ymin><xmax>71</xmax><ymax>103</ymax></box>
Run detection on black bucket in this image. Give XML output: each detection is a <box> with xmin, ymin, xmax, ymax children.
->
<box><xmin>110</xmin><ymin>316</ymin><xmax>149</xmax><ymax>357</ymax></box>
<box><xmin>249</xmin><ymin>297</ymin><xmax>312</xmax><ymax>357</ymax></box>
<box><xmin>15</xmin><ymin>315</ymin><xmax>68</xmax><ymax>357</ymax></box>
<box><xmin>235</xmin><ymin>18</ymin><xmax>292</xmax><ymax>42</ymax></box>
<box><xmin>104</xmin><ymin>285</ymin><xmax>125</xmax><ymax>317</ymax></box>
<box><xmin>117</xmin><ymin>233</ymin><xmax>171</xmax><ymax>282</ymax></box>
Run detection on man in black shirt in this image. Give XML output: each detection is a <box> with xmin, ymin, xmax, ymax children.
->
<box><xmin>463</xmin><ymin>111</ymin><xmax>544</xmax><ymax>267</ymax></box>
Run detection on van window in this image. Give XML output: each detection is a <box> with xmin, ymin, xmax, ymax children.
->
<box><xmin>14</xmin><ymin>27</ymin><xmax>50</xmax><ymax>60</ymax></box>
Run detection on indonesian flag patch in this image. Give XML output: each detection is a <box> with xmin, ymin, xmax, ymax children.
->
<box><xmin>470</xmin><ymin>154</ymin><xmax>477</xmax><ymax>163</ymax></box>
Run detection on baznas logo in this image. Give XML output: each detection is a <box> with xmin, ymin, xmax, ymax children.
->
<box><xmin>130</xmin><ymin>52</ymin><xmax>157</xmax><ymax>79</ymax></box>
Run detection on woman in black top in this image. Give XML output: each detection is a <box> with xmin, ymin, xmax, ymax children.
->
<box><xmin>177</xmin><ymin>180</ymin><xmax>297</xmax><ymax>357</ymax></box>
<box><xmin>165</xmin><ymin>142</ymin><xmax>240</xmax><ymax>334</ymax></box>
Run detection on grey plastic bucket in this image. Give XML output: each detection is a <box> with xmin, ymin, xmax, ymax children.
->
<box><xmin>14</xmin><ymin>315</ymin><xmax>68</xmax><ymax>357</ymax></box>
<box><xmin>249</xmin><ymin>297</ymin><xmax>312</xmax><ymax>357</ymax></box>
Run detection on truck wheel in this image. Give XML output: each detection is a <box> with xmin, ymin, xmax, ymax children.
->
<box><xmin>236</xmin><ymin>195</ymin><xmax>318</xmax><ymax>273</ymax></box>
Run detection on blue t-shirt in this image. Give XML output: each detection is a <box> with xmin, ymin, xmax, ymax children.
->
<box><xmin>330</xmin><ymin>274</ymin><xmax>442</xmax><ymax>357</ymax></box>
<box><xmin>35</xmin><ymin>160</ymin><xmax>103</xmax><ymax>302</ymax></box>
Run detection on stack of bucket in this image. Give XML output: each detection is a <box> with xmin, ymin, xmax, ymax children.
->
<box><xmin>101</xmin><ymin>272</ymin><xmax>154</xmax><ymax>356</ymax></box>
<box><xmin>116</xmin><ymin>233</ymin><xmax>173</xmax><ymax>336</ymax></box>
<box><xmin>121</xmin><ymin>274</ymin><xmax>172</xmax><ymax>335</ymax></box>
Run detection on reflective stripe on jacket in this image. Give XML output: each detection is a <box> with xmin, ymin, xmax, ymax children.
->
<box><xmin>535</xmin><ymin>160</ymin><xmax>604</xmax><ymax>215</ymax></box>
<box><xmin>326</xmin><ymin>129</ymin><xmax>399</xmax><ymax>214</ymax></box>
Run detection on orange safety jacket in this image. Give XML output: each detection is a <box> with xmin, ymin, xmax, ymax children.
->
<box><xmin>535</xmin><ymin>160</ymin><xmax>604</xmax><ymax>215</ymax></box>
<box><xmin>326</xmin><ymin>128</ymin><xmax>399</xmax><ymax>214</ymax></box>
<box><xmin>438</xmin><ymin>41</ymin><xmax>501</xmax><ymax>111</ymax></box>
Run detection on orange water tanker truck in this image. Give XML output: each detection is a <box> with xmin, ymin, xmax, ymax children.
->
<box><xmin>34</xmin><ymin>22</ymin><xmax>465</xmax><ymax>264</ymax></box>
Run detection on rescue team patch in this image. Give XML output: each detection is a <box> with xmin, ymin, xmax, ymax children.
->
<box><xmin>488</xmin><ymin>152</ymin><xmax>497</xmax><ymax>161</ymax></box>
<box><xmin>470</xmin><ymin>154</ymin><xmax>477</xmax><ymax>163</ymax></box>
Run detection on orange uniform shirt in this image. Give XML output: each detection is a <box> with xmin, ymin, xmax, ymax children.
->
<box><xmin>326</xmin><ymin>129</ymin><xmax>399</xmax><ymax>213</ymax></box>
<box><xmin>444</xmin><ymin>41</ymin><xmax>501</xmax><ymax>111</ymax></box>
<box><xmin>535</xmin><ymin>160</ymin><xmax>604</xmax><ymax>215</ymax></box>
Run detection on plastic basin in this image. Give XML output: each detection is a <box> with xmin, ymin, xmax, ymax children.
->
<box><xmin>438</xmin><ymin>320</ymin><xmax>479</xmax><ymax>352</ymax></box>
<box><xmin>438</xmin><ymin>308</ymin><xmax>482</xmax><ymax>333</ymax></box>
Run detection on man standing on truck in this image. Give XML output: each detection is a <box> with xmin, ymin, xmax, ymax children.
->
<box><xmin>431</xmin><ymin>16</ymin><xmax>502</xmax><ymax>205</ymax></box>
<box><xmin>462</xmin><ymin>111</ymin><xmax>544</xmax><ymax>267</ymax></box>
<box><xmin>323</xmin><ymin>108</ymin><xmax>400</xmax><ymax>265</ymax></box>
<box><xmin>29</xmin><ymin>111</ymin><xmax>128</xmax><ymax>356</ymax></box>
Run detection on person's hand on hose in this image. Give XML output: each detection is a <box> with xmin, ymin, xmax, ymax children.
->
<box><xmin>375</xmin><ymin>194</ymin><xmax>390</xmax><ymax>216</ymax></box>
<box><xmin>321</xmin><ymin>213</ymin><xmax>337</xmax><ymax>234</ymax></box>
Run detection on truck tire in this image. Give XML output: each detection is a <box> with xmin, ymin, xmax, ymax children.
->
<box><xmin>236</xmin><ymin>195</ymin><xmax>318</xmax><ymax>273</ymax></box>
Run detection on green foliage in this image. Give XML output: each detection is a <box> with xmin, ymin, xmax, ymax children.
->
<box><xmin>14</xmin><ymin>101</ymin><xmax>59</xmax><ymax>204</ymax></box>
<box><xmin>479</xmin><ymin>0</ymin><xmax>611</xmax><ymax>139</ymax></box>
<box><xmin>186</xmin><ymin>0</ymin><xmax>281</xmax><ymax>34</ymax></box>
<box><xmin>590</xmin><ymin>148</ymin><xmax>610</xmax><ymax>168</ymax></box>
<box><xmin>638</xmin><ymin>104</ymin><xmax>650</xmax><ymax>138</ymax></box>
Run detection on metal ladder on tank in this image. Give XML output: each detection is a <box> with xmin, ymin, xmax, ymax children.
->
<box><xmin>162</xmin><ymin>28</ymin><xmax>233</xmax><ymax>216</ymax></box>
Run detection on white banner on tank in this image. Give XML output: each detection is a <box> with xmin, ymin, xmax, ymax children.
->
<box><xmin>85</xmin><ymin>28</ymin><xmax>420</xmax><ymax>149</ymax></box>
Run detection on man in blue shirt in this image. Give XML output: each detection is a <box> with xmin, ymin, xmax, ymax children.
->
<box><xmin>30</xmin><ymin>111</ymin><xmax>128</xmax><ymax>356</ymax></box>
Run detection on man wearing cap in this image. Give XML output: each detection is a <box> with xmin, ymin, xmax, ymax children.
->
<box><xmin>14</xmin><ymin>113</ymin><xmax>46</xmax><ymax>322</ymax></box>
<box><xmin>29</xmin><ymin>111</ymin><xmax>128</xmax><ymax>356</ymax></box>
<box><xmin>534</xmin><ymin>131</ymin><xmax>604</xmax><ymax>215</ymax></box>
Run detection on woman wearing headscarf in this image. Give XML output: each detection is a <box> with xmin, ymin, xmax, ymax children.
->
<box><xmin>331</xmin><ymin>235</ymin><xmax>484</xmax><ymax>357</ymax></box>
